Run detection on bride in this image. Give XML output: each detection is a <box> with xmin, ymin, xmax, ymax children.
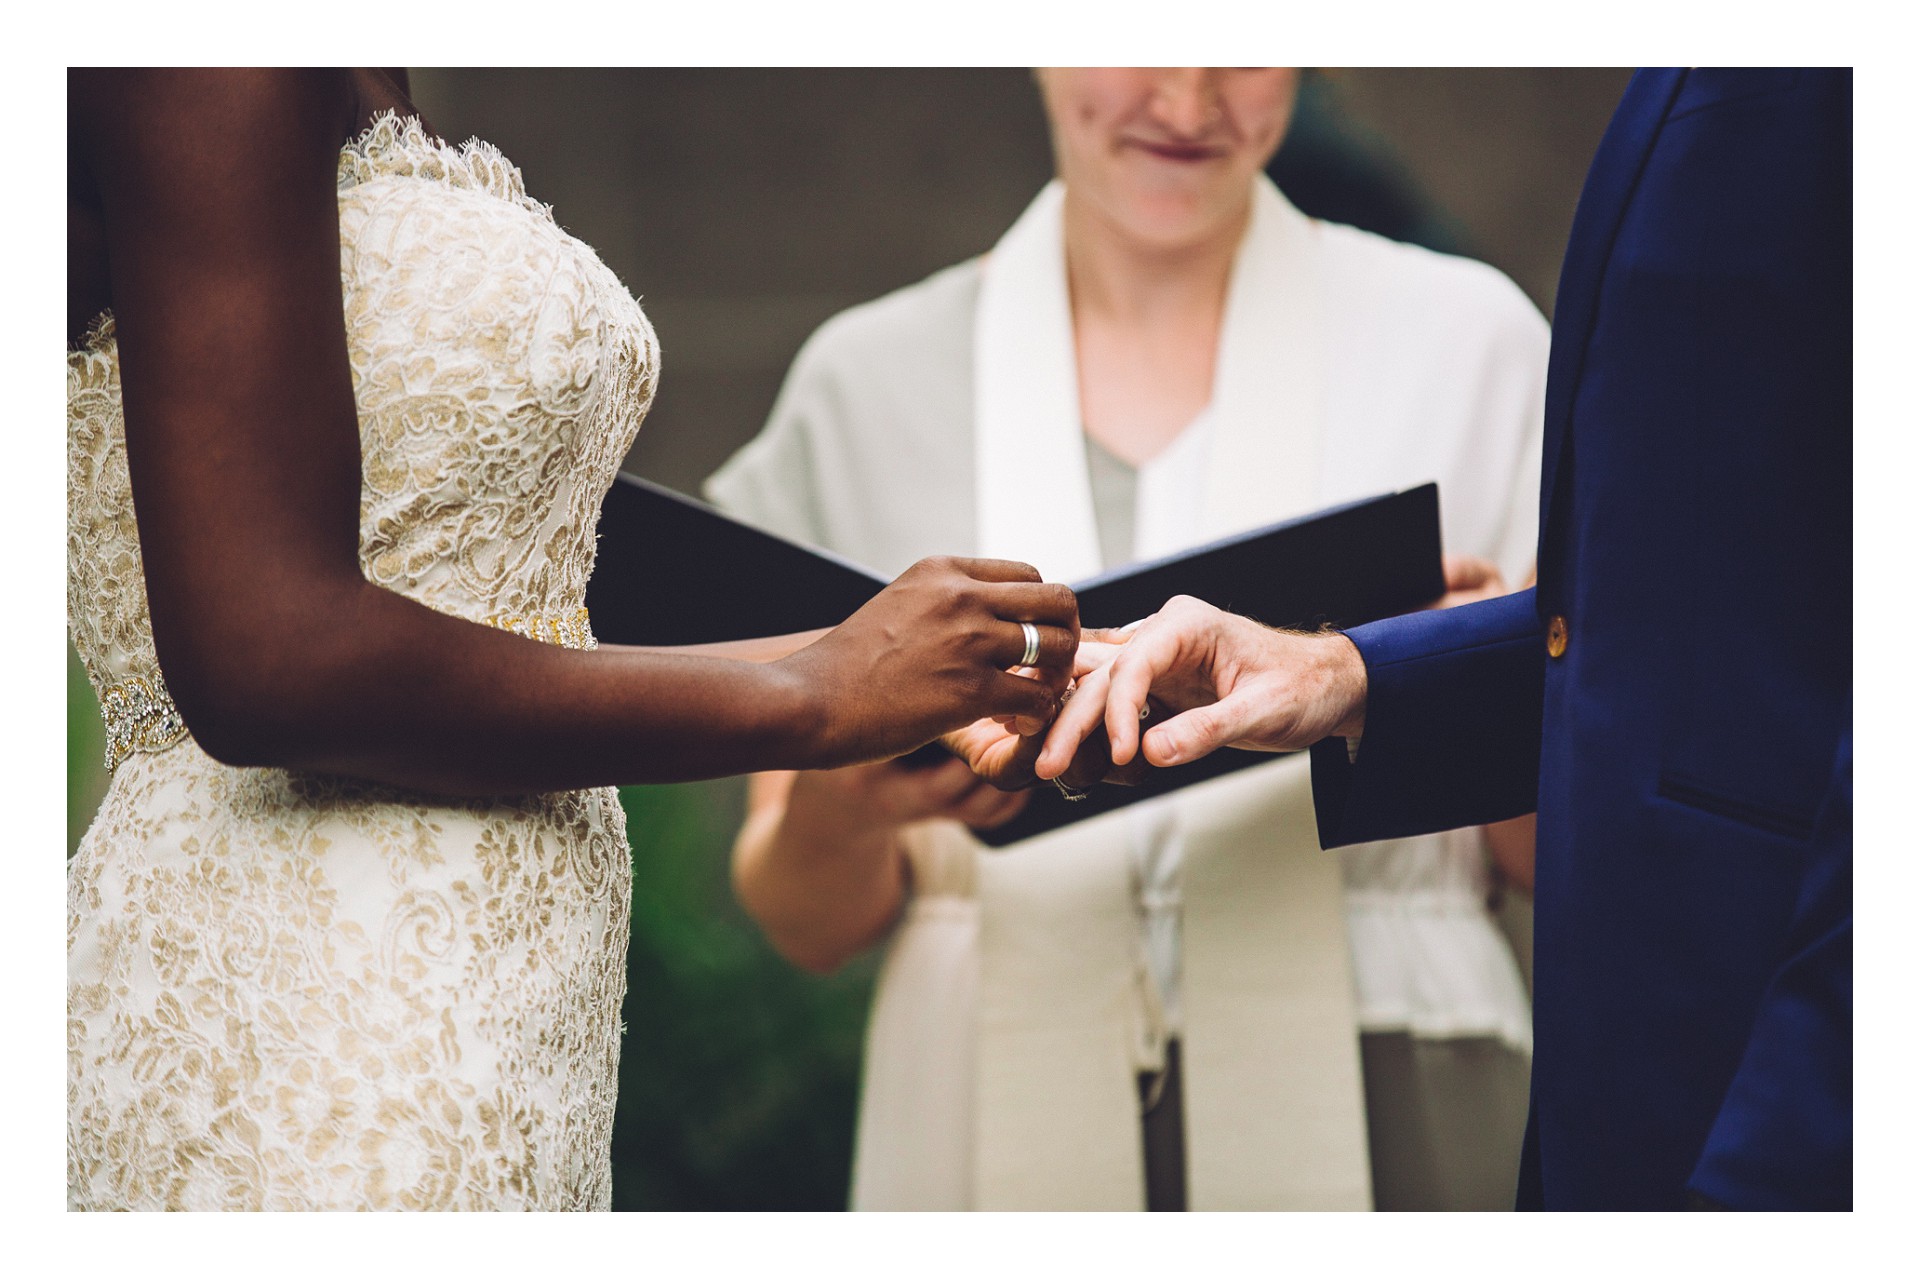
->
<box><xmin>65</xmin><ymin>68</ymin><xmax>1078</xmax><ymax>1210</ymax></box>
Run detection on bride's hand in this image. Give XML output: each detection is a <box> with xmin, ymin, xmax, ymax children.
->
<box><xmin>942</xmin><ymin>717</ymin><xmax>1047</xmax><ymax>791</ymax></box>
<box><xmin>944</xmin><ymin>711</ymin><xmax>1148</xmax><ymax>792</ymax></box>
<box><xmin>944</xmin><ymin>632</ymin><xmax>1150</xmax><ymax>793</ymax></box>
<box><xmin>778</xmin><ymin>556</ymin><xmax>1079</xmax><ymax>768</ymax></box>
<box><xmin>795</xmin><ymin>755</ymin><xmax>1030</xmax><ymax>837</ymax></box>
<box><xmin>956</xmin><ymin>625</ymin><xmax>1154</xmax><ymax>790</ymax></box>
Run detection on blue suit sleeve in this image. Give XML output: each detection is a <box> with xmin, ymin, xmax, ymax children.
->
<box><xmin>1309</xmin><ymin>588</ymin><xmax>1544</xmax><ymax>848</ymax></box>
<box><xmin>1689</xmin><ymin>723</ymin><xmax>1853</xmax><ymax>1210</ymax></box>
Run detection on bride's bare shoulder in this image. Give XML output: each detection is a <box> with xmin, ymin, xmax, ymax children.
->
<box><xmin>67</xmin><ymin>70</ymin><xmax>359</xmax><ymax>343</ymax></box>
<box><xmin>71</xmin><ymin>69</ymin><xmax>358</xmax><ymax>157</ymax></box>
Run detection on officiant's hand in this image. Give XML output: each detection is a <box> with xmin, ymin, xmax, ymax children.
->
<box><xmin>1429</xmin><ymin>554</ymin><xmax>1507</xmax><ymax>610</ymax></box>
<box><xmin>779</xmin><ymin>556</ymin><xmax>1079</xmax><ymax>767</ymax></box>
<box><xmin>1034</xmin><ymin>595</ymin><xmax>1367</xmax><ymax>775</ymax></box>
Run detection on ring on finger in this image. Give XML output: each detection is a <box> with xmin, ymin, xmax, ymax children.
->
<box><xmin>1018</xmin><ymin>622</ymin><xmax>1040</xmax><ymax>668</ymax></box>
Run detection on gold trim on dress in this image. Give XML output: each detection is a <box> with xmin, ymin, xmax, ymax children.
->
<box><xmin>482</xmin><ymin>608</ymin><xmax>598</xmax><ymax>651</ymax></box>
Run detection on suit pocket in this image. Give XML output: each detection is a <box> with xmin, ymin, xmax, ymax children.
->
<box><xmin>1657</xmin><ymin>771</ymin><xmax>1815</xmax><ymax>840</ymax></box>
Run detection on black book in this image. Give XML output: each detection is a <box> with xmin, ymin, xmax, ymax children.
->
<box><xmin>585</xmin><ymin>473</ymin><xmax>1445</xmax><ymax>845</ymax></box>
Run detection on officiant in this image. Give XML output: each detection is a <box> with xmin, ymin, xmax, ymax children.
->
<box><xmin>706</xmin><ymin>67</ymin><xmax>1546</xmax><ymax>1210</ymax></box>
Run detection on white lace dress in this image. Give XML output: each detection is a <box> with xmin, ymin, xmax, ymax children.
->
<box><xmin>66</xmin><ymin>115</ymin><xmax>658</xmax><ymax>1210</ymax></box>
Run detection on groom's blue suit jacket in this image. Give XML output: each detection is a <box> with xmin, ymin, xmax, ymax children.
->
<box><xmin>1309</xmin><ymin>69</ymin><xmax>1851</xmax><ymax>1210</ymax></box>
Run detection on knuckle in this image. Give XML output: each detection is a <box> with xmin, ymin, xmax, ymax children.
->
<box><xmin>1168</xmin><ymin>594</ymin><xmax>1210</xmax><ymax>622</ymax></box>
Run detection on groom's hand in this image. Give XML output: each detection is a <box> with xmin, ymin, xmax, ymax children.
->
<box><xmin>1034</xmin><ymin>595</ymin><xmax>1369</xmax><ymax>777</ymax></box>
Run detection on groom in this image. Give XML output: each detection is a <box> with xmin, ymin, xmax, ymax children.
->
<box><xmin>1037</xmin><ymin>68</ymin><xmax>1852</xmax><ymax>1211</ymax></box>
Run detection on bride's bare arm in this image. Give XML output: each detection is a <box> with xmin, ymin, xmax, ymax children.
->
<box><xmin>599</xmin><ymin>631</ymin><xmax>828</xmax><ymax>665</ymax></box>
<box><xmin>73</xmin><ymin>69</ymin><xmax>1077</xmax><ymax>795</ymax></box>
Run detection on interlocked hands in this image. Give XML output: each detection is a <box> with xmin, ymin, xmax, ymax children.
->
<box><xmin>956</xmin><ymin>553</ymin><xmax>1503</xmax><ymax>789</ymax></box>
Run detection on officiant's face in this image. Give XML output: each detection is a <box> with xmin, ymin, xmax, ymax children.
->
<box><xmin>1037</xmin><ymin>67</ymin><xmax>1299</xmax><ymax>249</ymax></box>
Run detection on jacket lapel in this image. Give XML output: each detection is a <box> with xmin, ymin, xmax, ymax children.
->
<box><xmin>1539</xmin><ymin>69</ymin><xmax>1687</xmax><ymax>542</ymax></box>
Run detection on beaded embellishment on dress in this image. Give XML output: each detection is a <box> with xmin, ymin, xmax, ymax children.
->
<box><xmin>484</xmin><ymin>609</ymin><xmax>598</xmax><ymax>650</ymax></box>
<box><xmin>97</xmin><ymin>677</ymin><xmax>188</xmax><ymax>772</ymax></box>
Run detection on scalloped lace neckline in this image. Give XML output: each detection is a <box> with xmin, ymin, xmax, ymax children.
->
<box><xmin>71</xmin><ymin>112</ymin><xmax>551</xmax><ymax>358</ymax></box>
<box><xmin>336</xmin><ymin>112</ymin><xmax>550</xmax><ymax>220</ymax></box>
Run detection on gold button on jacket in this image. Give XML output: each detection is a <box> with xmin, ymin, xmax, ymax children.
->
<box><xmin>1547</xmin><ymin>614</ymin><xmax>1570</xmax><ymax>659</ymax></box>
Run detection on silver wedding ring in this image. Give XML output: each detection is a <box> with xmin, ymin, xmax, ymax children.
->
<box><xmin>1018</xmin><ymin>622</ymin><xmax>1041</xmax><ymax>668</ymax></box>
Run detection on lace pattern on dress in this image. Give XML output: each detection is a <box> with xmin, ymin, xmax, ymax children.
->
<box><xmin>67</xmin><ymin>115</ymin><xmax>652</xmax><ymax>1209</ymax></box>
<box><xmin>336</xmin><ymin>112</ymin><xmax>551</xmax><ymax>217</ymax></box>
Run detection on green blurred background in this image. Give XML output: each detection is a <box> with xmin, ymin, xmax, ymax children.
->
<box><xmin>68</xmin><ymin>69</ymin><xmax>1625</xmax><ymax>1209</ymax></box>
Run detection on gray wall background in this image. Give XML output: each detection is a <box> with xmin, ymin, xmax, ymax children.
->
<box><xmin>408</xmin><ymin>69</ymin><xmax>1632</xmax><ymax>497</ymax></box>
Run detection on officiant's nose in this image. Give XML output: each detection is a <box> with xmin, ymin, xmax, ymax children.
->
<box><xmin>1148</xmin><ymin>69</ymin><xmax>1223</xmax><ymax>138</ymax></box>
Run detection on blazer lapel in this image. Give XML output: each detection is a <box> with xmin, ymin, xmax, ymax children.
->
<box><xmin>1539</xmin><ymin>69</ymin><xmax>1687</xmax><ymax>541</ymax></box>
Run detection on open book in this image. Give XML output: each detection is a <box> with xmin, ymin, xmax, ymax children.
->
<box><xmin>586</xmin><ymin>474</ymin><xmax>1445</xmax><ymax>845</ymax></box>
